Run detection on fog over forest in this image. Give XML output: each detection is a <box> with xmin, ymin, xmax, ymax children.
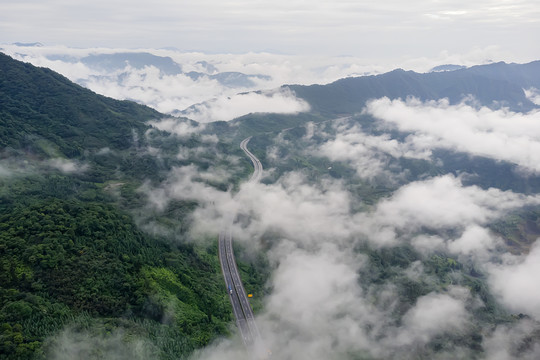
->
<box><xmin>1</xmin><ymin>41</ymin><xmax>540</xmax><ymax>360</ymax></box>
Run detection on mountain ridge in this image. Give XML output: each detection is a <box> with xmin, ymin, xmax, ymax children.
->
<box><xmin>0</xmin><ymin>52</ymin><xmax>163</xmax><ymax>156</ymax></box>
<box><xmin>0</xmin><ymin>52</ymin><xmax>258</xmax><ymax>360</ymax></box>
<box><xmin>288</xmin><ymin>60</ymin><xmax>540</xmax><ymax>115</ymax></box>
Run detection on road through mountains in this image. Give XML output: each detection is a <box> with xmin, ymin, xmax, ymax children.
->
<box><xmin>218</xmin><ymin>136</ymin><xmax>262</xmax><ymax>349</ymax></box>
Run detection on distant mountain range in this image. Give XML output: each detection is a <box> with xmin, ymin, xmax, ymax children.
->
<box><xmin>48</xmin><ymin>51</ymin><xmax>272</xmax><ymax>88</ymax></box>
<box><xmin>288</xmin><ymin>61</ymin><xmax>540</xmax><ymax>115</ymax></box>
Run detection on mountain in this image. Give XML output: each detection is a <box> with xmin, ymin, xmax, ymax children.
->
<box><xmin>72</xmin><ymin>52</ymin><xmax>272</xmax><ymax>88</ymax></box>
<box><xmin>0</xmin><ymin>53</ymin><xmax>262</xmax><ymax>360</ymax></box>
<box><xmin>11</xmin><ymin>42</ymin><xmax>44</xmax><ymax>47</ymax></box>
<box><xmin>0</xmin><ymin>52</ymin><xmax>162</xmax><ymax>156</ymax></box>
<box><xmin>289</xmin><ymin>61</ymin><xmax>540</xmax><ymax>115</ymax></box>
<box><xmin>80</xmin><ymin>52</ymin><xmax>184</xmax><ymax>75</ymax></box>
<box><xmin>186</xmin><ymin>71</ymin><xmax>272</xmax><ymax>88</ymax></box>
<box><xmin>4</xmin><ymin>51</ymin><xmax>540</xmax><ymax>359</ymax></box>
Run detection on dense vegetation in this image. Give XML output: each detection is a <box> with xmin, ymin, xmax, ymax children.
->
<box><xmin>3</xmin><ymin>51</ymin><xmax>540</xmax><ymax>359</ymax></box>
<box><xmin>0</xmin><ymin>53</ymin><xmax>162</xmax><ymax>156</ymax></box>
<box><xmin>246</xmin><ymin>114</ymin><xmax>540</xmax><ymax>357</ymax></box>
<box><xmin>0</xmin><ymin>53</ymin><xmax>266</xmax><ymax>359</ymax></box>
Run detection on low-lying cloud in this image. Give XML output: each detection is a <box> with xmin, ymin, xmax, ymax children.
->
<box><xmin>138</xmin><ymin>154</ymin><xmax>540</xmax><ymax>358</ymax></box>
<box><xmin>4</xmin><ymin>44</ymin><xmax>540</xmax><ymax>359</ymax></box>
<box><xmin>370</xmin><ymin>174</ymin><xmax>539</xmax><ymax>233</ymax></box>
<box><xmin>2</xmin><ymin>44</ymin><xmax>514</xmax><ymax>123</ymax></box>
<box><xmin>525</xmin><ymin>87</ymin><xmax>540</xmax><ymax>106</ymax></box>
<box><xmin>46</xmin><ymin>327</ymin><xmax>156</xmax><ymax>360</ymax></box>
<box><xmin>47</xmin><ymin>158</ymin><xmax>88</xmax><ymax>173</ymax></box>
<box><xmin>365</xmin><ymin>97</ymin><xmax>540</xmax><ymax>173</ymax></box>
<box><xmin>181</xmin><ymin>88</ymin><xmax>310</xmax><ymax>122</ymax></box>
<box><xmin>148</xmin><ymin>117</ymin><xmax>205</xmax><ymax>136</ymax></box>
<box><xmin>395</xmin><ymin>290</ymin><xmax>470</xmax><ymax>346</ymax></box>
<box><xmin>314</xmin><ymin>119</ymin><xmax>430</xmax><ymax>180</ymax></box>
<box><xmin>488</xmin><ymin>240</ymin><xmax>540</xmax><ymax>320</ymax></box>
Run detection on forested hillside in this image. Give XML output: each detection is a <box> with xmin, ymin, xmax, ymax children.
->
<box><xmin>0</xmin><ymin>53</ymin><xmax>264</xmax><ymax>359</ymax></box>
<box><xmin>0</xmin><ymin>52</ymin><xmax>163</xmax><ymax>154</ymax></box>
<box><xmin>3</xmin><ymin>51</ymin><xmax>540</xmax><ymax>359</ymax></box>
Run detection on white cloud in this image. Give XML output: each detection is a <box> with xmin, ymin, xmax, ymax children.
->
<box><xmin>256</xmin><ymin>243</ymin><xmax>378</xmax><ymax>359</ymax></box>
<box><xmin>182</xmin><ymin>88</ymin><xmax>310</xmax><ymax>123</ymax></box>
<box><xmin>483</xmin><ymin>319</ymin><xmax>540</xmax><ymax>360</ymax></box>
<box><xmin>81</xmin><ymin>66</ymin><xmax>230</xmax><ymax>114</ymax></box>
<box><xmin>47</xmin><ymin>327</ymin><xmax>156</xmax><ymax>360</ymax></box>
<box><xmin>131</xmin><ymin>152</ymin><xmax>540</xmax><ymax>359</ymax></box>
<box><xmin>411</xmin><ymin>235</ymin><xmax>447</xmax><ymax>255</ymax></box>
<box><xmin>130</xmin><ymin>116</ymin><xmax>540</xmax><ymax>358</ymax></box>
<box><xmin>142</xmin><ymin>159</ymin><xmax>540</xmax><ymax>253</ymax></box>
<box><xmin>2</xmin><ymin>1</ymin><xmax>539</xmax><ymax>62</ymax></box>
<box><xmin>314</xmin><ymin>120</ymin><xmax>430</xmax><ymax>180</ymax></box>
<box><xmin>148</xmin><ymin>117</ymin><xmax>204</xmax><ymax>136</ymax></box>
<box><xmin>4</xmin><ymin>45</ymin><xmax>532</xmax><ymax>125</ymax></box>
<box><xmin>488</xmin><ymin>240</ymin><xmax>540</xmax><ymax>320</ymax></box>
<box><xmin>365</xmin><ymin>97</ymin><xmax>540</xmax><ymax>173</ymax></box>
<box><xmin>369</xmin><ymin>175</ymin><xmax>539</xmax><ymax>233</ymax></box>
<box><xmin>47</xmin><ymin>158</ymin><xmax>88</xmax><ymax>173</ymax></box>
<box><xmin>524</xmin><ymin>87</ymin><xmax>540</xmax><ymax>106</ymax></box>
<box><xmin>396</xmin><ymin>291</ymin><xmax>469</xmax><ymax>345</ymax></box>
<box><xmin>447</xmin><ymin>225</ymin><xmax>501</xmax><ymax>257</ymax></box>
<box><xmin>353</xmin><ymin>174</ymin><xmax>540</xmax><ymax>253</ymax></box>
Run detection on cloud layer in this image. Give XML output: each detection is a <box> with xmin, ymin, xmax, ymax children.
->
<box><xmin>1</xmin><ymin>1</ymin><xmax>538</xmax><ymax>61</ymax></box>
<box><xmin>1</xmin><ymin>45</ymin><xmax>525</xmax><ymax>123</ymax></box>
<box><xmin>7</xmin><ymin>42</ymin><xmax>538</xmax><ymax>357</ymax></box>
<box><xmin>182</xmin><ymin>88</ymin><xmax>310</xmax><ymax>122</ymax></box>
<box><xmin>135</xmin><ymin>146</ymin><xmax>540</xmax><ymax>358</ymax></box>
<box><xmin>365</xmin><ymin>97</ymin><xmax>540</xmax><ymax>173</ymax></box>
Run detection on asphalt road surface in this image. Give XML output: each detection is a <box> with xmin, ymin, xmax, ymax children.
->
<box><xmin>240</xmin><ymin>136</ymin><xmax>263</xmax><ymax>183</ymax></box>
<box><xmin>218</xmin><ymin>136</ymin><xmax>263</xmax><ymax>349</ymax></box>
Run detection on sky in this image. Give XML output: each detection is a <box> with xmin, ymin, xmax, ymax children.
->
<box><xmin>1</xmin><ymin>0</ymin><xmax>539</xmax><ymax>61</ymax></box>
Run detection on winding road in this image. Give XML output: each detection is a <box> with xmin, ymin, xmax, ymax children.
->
<box><xmin>218</xmin><ymin>136</ymin><xmax>263</xmax><ymax>349</ymax></box>
<box><xmin>240</xmin><ymin>136</ymin><xmax>263</xmax><ymax>183</ymax></box>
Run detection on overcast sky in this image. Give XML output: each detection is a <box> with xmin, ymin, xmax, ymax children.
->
<box><xmin>1</xmin><ymin>0</ymin><xmax>538</xmax><ymax>61</ymax></box>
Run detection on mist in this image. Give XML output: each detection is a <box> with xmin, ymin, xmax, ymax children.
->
<box><xmin>2</xmin><ymin>0</ymin><xmax>540</xmax><ymax>357</ymax></box>
<box><xmin>135</xmin><ymin>150</ymin><xmax>540</xmax><ymax>359</ymax></box>
<box><xmin>0</xmin><ymin>44</ymin><xmax>511</xmax><ymax>123</ymax></box>
<box><xmin>94</xmin><ymin>87</ymin><xmax>540</xmax><ymax>359</ymax></box>
<box><xmin>45</xmin><ymin>327</ymin><xmax>157</xmax><ymax>360</ymax></box>
<box><xmin>6</xmin><ymin>44</ymin><xmax>540</xmax><ymax>359</ymax></box>
<box><xmin>365</xmin><ymin>97</ymin><xmax>540</xmax><ymax>173</ymax></box>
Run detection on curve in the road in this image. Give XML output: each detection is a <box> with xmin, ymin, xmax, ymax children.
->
<box><xmin>218</xmin><ymin>136</ymin><xmax>263</xmax><ymax>350</ymax></box>
<box><xmin>240</xmin><ymin>137</ymin><xmax>263</xmax><ymax>183</ymax></box>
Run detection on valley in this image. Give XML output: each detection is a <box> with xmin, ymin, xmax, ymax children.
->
<box><xmin>1</xmin><ymin>51</ymin><xmax>540</xmax><ymax>359</ymax></box>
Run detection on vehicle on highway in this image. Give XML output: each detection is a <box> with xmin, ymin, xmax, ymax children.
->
<box><xmin>228</xmin><ymin>285</ymin><xmax>233</xmax><ymax>295</ymax></box>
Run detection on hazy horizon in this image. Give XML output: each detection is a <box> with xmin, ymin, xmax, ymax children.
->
<box><xmin>1</xmin><ymin>0</ymin><xmax>538</xmax><ymax>62</ymax></box>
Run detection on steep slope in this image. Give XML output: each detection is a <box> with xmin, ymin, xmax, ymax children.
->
<box><xmin>0</xmin><ymin>53</ymin><xmax>256</xmax><ymax>360</ymax></box>
<box><xmin>0</xmin><ymin>52</ymin><xmax>162</xmax><ymax>156</ymax></box>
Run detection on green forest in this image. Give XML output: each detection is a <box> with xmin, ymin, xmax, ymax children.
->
<box><xmin>0</xmin><ymin>53</ymin><xmax>266</xmax><ymax>359</ymax></box>
<box><xmin>3</xmin><ymin>51</ymin><xmax>540</xmax><ymax>359</ymax></box>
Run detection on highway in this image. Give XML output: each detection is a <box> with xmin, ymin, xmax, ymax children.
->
<box><xmin>240</xmin><ymin>136</ymin><xmax>263</xmax><ymax>183</ymax></box>
<box><xmin>218</xmin><ymin>231</ymin><xmax>257</xmax><ymax>346</ymax></box>
<box><xmin>218</xmin><ymin>136</ymin><xmax>263</xmax><ymax>349</ymax></box>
